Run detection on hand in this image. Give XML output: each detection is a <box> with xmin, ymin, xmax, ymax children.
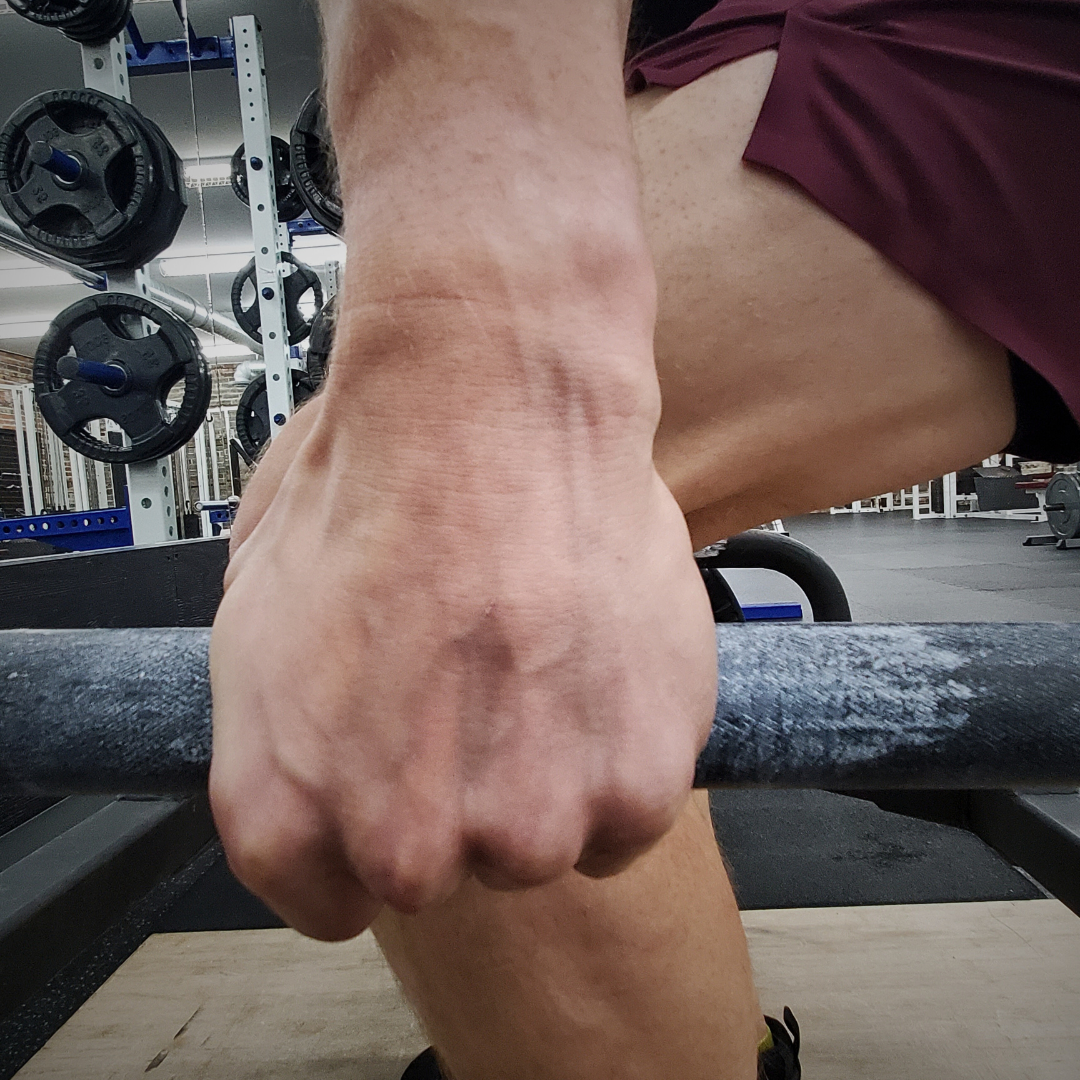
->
<box><xmin>208</xmin><ymin>300</ymin><xmax>718</xmax><ymax>941</ymax></box>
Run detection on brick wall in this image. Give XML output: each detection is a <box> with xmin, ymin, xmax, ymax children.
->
<box><xmin>0</xmin><ymin>351</ymin><xmax>33</xmax><ymax>432</ymax></box>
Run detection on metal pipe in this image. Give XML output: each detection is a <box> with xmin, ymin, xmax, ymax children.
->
<box><xmin>1</xmin><ymin>213</ymin><xmax>253</xmax><ymax>350</ymax></box>
<box><xmin>30</xmin><ymin>143</ymin><xmax>83</xmax><ymax>185</ymax></box>
<box><xmin>126</xmin><ymin>17</ymin><xmax>152</xmax><ymax>60</ymax></box>
<box><xmin>0</xmin><ymin>214</ymin><xmax>106</xmax><ymax>290</ymax></box>
<box><xmin>2</xmin><ymin>623</ymin><xmax>1079</xmax><ymax>796</ymax></box>
<box><xmin>145</xmin><ymin>280</ymin><xmax>258</xmax><ymax>353</ymax></box>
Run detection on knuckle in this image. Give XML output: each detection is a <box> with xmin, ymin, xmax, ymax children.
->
<box><xmin>353</xmin><ymin>827</ymin><xmax>462</xmax><ymax>914</ymax></box>
<box><xmin>215</xmin><ymin>805</ymin><xmax>321</xmax><ymax>898</ymax></box>
<box><xmin>591</xmin><ymin>771</ymin><xmax>687</xmax><ymax>850</ymax></box>
<box><xmin>467</xmin><ymin>815</ymin><xmax>580</xmax><ymax>889</ymax></box>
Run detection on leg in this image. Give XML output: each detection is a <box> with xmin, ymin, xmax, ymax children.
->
<box><xmin>373</xmin><ymin>49</ymin><xmax>1017</xmax><ymax>1080</ymax></box>
<box><xmin>374</xmin><ymin>792</ymin><xmax>760</xmax><ymax>1080</ymax></box>
<box><xmin>636</xmin><ymin>51</ymin><xmax>1015</xmax><ymax>547</ymax></box>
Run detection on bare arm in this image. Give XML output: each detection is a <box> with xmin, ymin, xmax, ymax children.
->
<box><xmin>208</xmin><ymin>0</ymin><xmax>716</xmax><ymax>940</ymax></box>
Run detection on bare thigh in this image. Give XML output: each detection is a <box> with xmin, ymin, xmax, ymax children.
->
<box><xmin>630</xmin><ymin>51</ymin><xmax>1016</xmax><ymax>547</ymax></box>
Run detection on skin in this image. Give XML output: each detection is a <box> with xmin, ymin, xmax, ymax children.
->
<box><xmin>210</xmin><ymin>5</ymin><xmax>1016</xmax><ymax>1077</ymax></box>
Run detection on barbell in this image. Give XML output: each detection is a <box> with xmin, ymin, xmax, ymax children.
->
<box><xmin>2</xmin><ymin>622</ymin><xmax>1078</xmax><ymax>797</ymax></box>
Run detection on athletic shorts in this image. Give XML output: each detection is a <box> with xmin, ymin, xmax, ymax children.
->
<box><xmin>625</xmin><ymin>1</ymin><xmax>1080</xmax><ymax>464</ymax></box>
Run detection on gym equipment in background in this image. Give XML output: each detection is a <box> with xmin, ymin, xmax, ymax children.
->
<box><xmin>7</xmin><ymin>0</ymin><xmax>132</xmax><ymax>45</ymax></box>
<box><xmin>304</xmin><ymin>293</ymin><xmax>335</xmax><ymax>386</ymax></box>
<box><xmin>230</xmin><ymin>136</ymin><xmax>306</xmax><ymax>223</ymax></box>
<box><xmin>697</xmin><ymin>530</ymin><xmax>853</xmax><ymax>623</ymax></box>
<box><xmin>234</xmin><ymin>369</ymin><xmax>318</xmax><ymax>459</ymax></box>
<box><xmin>33</xmin><ymin>293</ymin><xmax>212</xmax><ymax>465</ymax></box>
<box><xmin>231</xmin><ymin>252</ymin><xmax>323</xmax><ymax>345</ymax></box>
<box><xmin>1044</xmin><ymin>472</ymin><xmax>1080</xmax><ymax>541</ymax></box>
<box><xmin>289</xmin><ymin>90</ymin><xmax>342</xmax><ymax>235</ymax></box>
<box><xmin>0</xmin><ymin>89</ymin><xmax>187</xmax><ymax>271</ymax></box>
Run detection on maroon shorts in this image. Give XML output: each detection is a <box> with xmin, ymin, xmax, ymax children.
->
<box><xmin>626</xmin><ymin>2</ymin><xmax>1080</xmax><ymax>462</ymax></box>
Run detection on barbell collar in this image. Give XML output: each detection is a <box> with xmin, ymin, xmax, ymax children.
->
<box><xmin>1</xmin><ymin>623</ymin><xmax>1079</xmax><ymax>796</ymax></box>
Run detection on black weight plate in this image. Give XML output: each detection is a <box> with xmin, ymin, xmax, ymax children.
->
<box><xmin>231</xmin><ymin>252</ymin><xmax>323</xmax><ymax>345</ymax></box>
<box><xmin>235</xmin><ymin>370</ymin><xmax>318</xmax><ymax>460</ymax></box>
<box><xmin>34</xmin><ymin>293</ymin><xmax>211</xmax><ymax>465</ymax></box>
<box><xmin>111</xmin><ymin>102</ymin><xmax>187</xmax><ymax>267</ymax></box>
<box><xmin>305</xmin><ymin>293</ymin><xmax>336</xmax><ymax>386</ymax></box>
<box><xmin>1046</xmin><ymin>473</ymin><xmax>1080</xmax><ymax>541</ymax></box>
<box><xmin>8</xmin><ymin>0</ymin><xmax>97</xmax><ymax>31</ymax></box>
<box><xmin>66</xmin><ymin>102</ymin><xmax>181</xmax><ymax>271</ymax></box>
<box><xmin>62</xmin><ymin>0</ymin><xmax>131</xmax><ymax>44</ymax></box>
<box><xmin>57</xmin><ymin>0</ymin><xmax>122</xmax><ymax>34</ymax></box>
<box><xmin>231</xmin><ymin>136</ymin><xmax>307</xmax><ymax>222</ymax></box>
<box><xmin>289</xmin><ymin>90</ymin><xmax>343</xmax><ymax>235</ymax></box>
<box><xmin>0</xmin><ymin>89</ymin><xmax>158</xmax><ymax>270</ymax></box>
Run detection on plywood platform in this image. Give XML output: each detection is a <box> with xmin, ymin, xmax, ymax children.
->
<box><xmin>18</xmin><ymin>900</ymin><xmax>1080</xmax><ymax>1079</ymax></box>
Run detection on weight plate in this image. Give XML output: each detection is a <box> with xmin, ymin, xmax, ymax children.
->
<box><xmin>0</xmin><ymin>90</ymin><xmax>182</xmax><ymax>271</ymax></box>
<box><xmin>235</xmin><ymin>370</ymin><xmax>318</xmax><ymax>460</ymax></box>
<box><xmin>8</xmin><ymin>0</ymin><xmax>97</xmax><ymax>31</ymax></box>
<box><xmin>34</xmin><ymin>293</ymin><xmax>212</xmax><ymax>465</ymax></box>
<box><xmin>289</xmin><ymin>90</ymin><xmax>343</xmax><ymax>235</ymax></box>
<box><xmin>62</xmin><ymin>0</ymin><xmax>131</xmax><ymax>44</ymax></box>
<box><xmin>231</xmin><ymin>252</ymin><xmax>323</xmax><ymax>345</ymax></box>
<box><xmin>112</xmin><ymin>102</ymin><xmax>187</xmax><ymax>267</ymax></box>
<box><xmin>1046</xmin><ymin>472</ymin><xmax>1080</xmax><ymax>540</ymax></box>
<box><xmin>231</xmin><ymin>136</ymin><xmax>307</xmax><ymax>222</ymax></box>
<box><xmin>305</xmin><ymin>293</ymin><xmax>336</xmax><ymax>386</ymax></box>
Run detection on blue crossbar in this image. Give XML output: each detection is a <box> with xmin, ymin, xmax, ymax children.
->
<box><xmin>0</xmin><ymin>509</ymin><xmax>133</xmax><ymax>553</ymax></box>
<box><xmin>125</xmin><ymin>36</ymin><xmax>236</xmax><ymax>76</ymax></box>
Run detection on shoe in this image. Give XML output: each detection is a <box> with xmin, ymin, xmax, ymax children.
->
<box><xmin>401</xmin><ymin>1047</ymin><xmax>443</xmax><ymax>1079</ymax></box>
<box><xmin>758</xmin><ymin>1008</ymin><xmax>801</xmax><ymax>1080</ymax></box>
<box><xmin>400</xmin><ymin>1009</ymin><xmax>802</xmax><ymax>1080</ymax></box>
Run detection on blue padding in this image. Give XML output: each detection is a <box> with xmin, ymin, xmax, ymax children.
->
<box><xmin>742</xmin><ymin>602</ymin><xmax>803</xmax><ymax>622</ymax></box>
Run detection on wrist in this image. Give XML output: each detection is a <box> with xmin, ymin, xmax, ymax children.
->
<box><xmin>321</xmin><ymin>271</ymin><xmax>661</xmax><ymax>447</ymax></box>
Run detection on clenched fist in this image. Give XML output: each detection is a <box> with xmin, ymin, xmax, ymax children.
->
<box><xmin>208</xmin><ymin>291</ymin><xmax>717</xmax><ymax>940</ymax></box>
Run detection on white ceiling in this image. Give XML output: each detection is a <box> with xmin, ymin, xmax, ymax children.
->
<box><xmin>0</xmin><ymin>0</ymin><xmax>327</xmax><ymax>360</ymax></box>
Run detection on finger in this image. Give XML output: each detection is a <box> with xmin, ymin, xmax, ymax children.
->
<box><xmin>336</xmin><ymin>784</ymin><xmax>467</xmax><ymax>914</ymax></box>
<box><xmin>573</xmin><ymin>819</ymin><xmax>669</xmax><ymax>879</ymax></box>
<box><xmin>465</xmin><ymin>789</ymin><xmax>589</xmax><ymax>891</ymax></box>
<box><xmin>211</xmin><ymin>771</ymin><xmax>383</xmax><ymax>940</ymax></box>
<box><xmin>573</xmin><ymin>741</ymin><xmax>695</xmax><ymax>880</ymax></box>
<box><xmin>209</xmin><ymin>711</ymin><xmax>382</xmax><ymax>941</ymax></box>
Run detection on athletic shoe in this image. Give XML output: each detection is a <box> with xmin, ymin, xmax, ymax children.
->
<box><xmin>399</xmin><ymin>1009</ymin><xmax>801</xmax><ymax>1080</ymax></box>
<box><xmin>758</xmin><ymin>1008</ymin><xmax>801</xmax><ymax>1080</ymax></box>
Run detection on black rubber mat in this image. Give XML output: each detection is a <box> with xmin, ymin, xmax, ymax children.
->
<box><xmin>156</xmin><ymin>845</ymin><xmax>283</xmax><ymax>932</ymax></box>
<box><xmin>0</xmin><ymin>796</ymin><xmax>57</xmax><ymax>839</ymax></box>
<box><xmin>711</xmin><ymin>789</ymin><xmax>1044</xmax><ymax>909</ymax></box>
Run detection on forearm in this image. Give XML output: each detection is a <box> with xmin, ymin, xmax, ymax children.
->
<box><xmin>316</xmin><ymin>0</ymin><xmax>658</xmax><ymax>410</ymax></box>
